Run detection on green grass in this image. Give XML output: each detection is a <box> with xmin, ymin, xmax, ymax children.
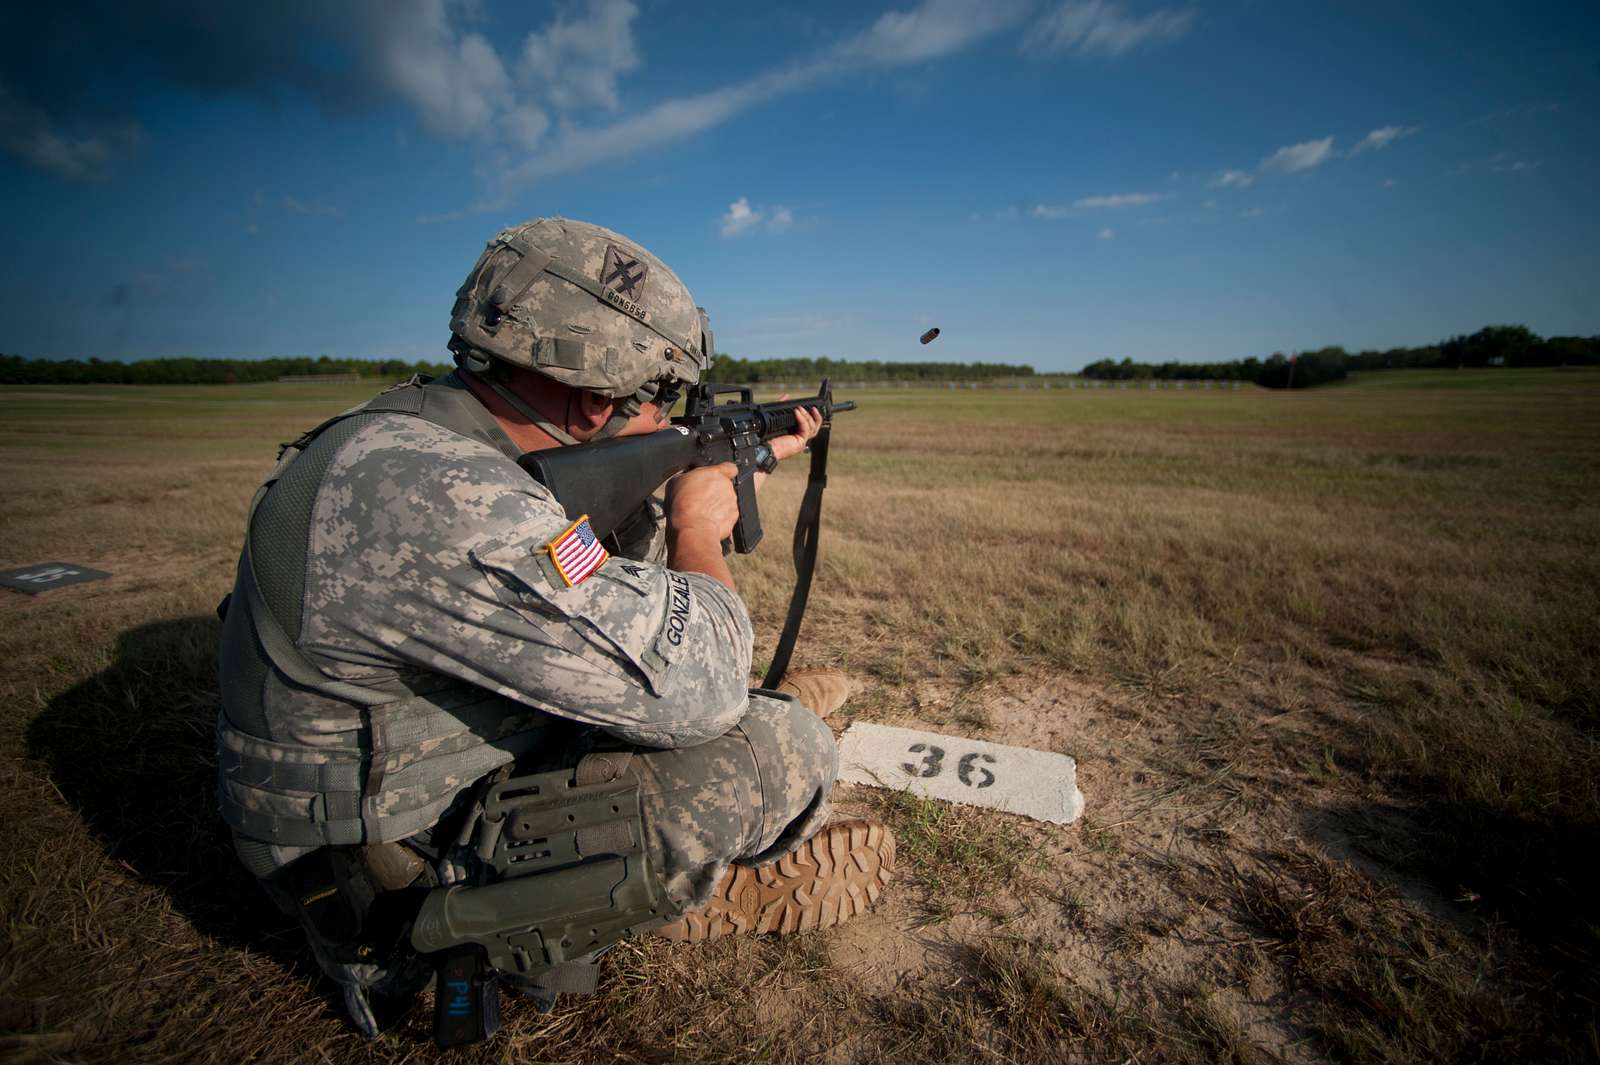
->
<box><xmin>865</xmin><ymin>790</ymin><xmax>1044</xmax><ymax>924</ymax></box>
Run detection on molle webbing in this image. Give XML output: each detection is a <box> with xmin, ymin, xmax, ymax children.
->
<box><xmin>280</xmin><ymin>373</ymin><xmax>518</xmax><ymax>462</ymax></box>
<box><xmin>218</xmin><ymin>711</ymin><xmax>557</xmax><ymax>848</ymax></box>
<box><xmin>532</xmin><ymin>336</ymin><xmax>594</xmax><ymax>372</ymax></box>
<box><xmin>218</xmin><ymin>376</ymin><xmax>554</xmax><ymax>849</ymax></box>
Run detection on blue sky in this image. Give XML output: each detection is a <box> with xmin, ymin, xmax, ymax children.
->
<box><xmin>1</xmin><ymin>1</ymin><xmax>1595</xmax><ymax>371</ymax></box>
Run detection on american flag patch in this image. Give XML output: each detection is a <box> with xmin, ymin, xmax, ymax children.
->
<box><xmin>545</xmin><ymin>515</ymin><xmax>609</xmax><ymax>587</ymax></box>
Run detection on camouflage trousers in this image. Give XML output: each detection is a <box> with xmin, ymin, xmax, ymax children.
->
<box><xmin>275</xmin><ymin>691</ymin><xmax>837</xmax><ymax>1016</ymax></box>
<box><xmin>574</xmin><ymin>691</ymin><xmax>837</xmax><ymax>912</ymax></box>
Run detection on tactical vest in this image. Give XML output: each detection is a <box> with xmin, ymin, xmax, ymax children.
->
<box><xmin>216</xmin><ymin>374</ymin><xmax>566</xmax><ymax>873</ymax></box>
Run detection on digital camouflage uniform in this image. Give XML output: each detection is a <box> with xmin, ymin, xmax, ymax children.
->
<box><xmin>216</xmin><ymin>372</ymin><xmax>837</xmax><ymax>914</ymax></box>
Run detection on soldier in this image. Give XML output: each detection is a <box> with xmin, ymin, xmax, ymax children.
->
<box><xmin>215</xmin><ymin>218</ymin><xmax>894</xmax><ymax>1042</ymax></box>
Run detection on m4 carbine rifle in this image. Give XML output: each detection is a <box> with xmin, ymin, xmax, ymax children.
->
<box><xmin>517</xmin><ymin>379</ymin><xmax>855</xmax><ymax>687</ymax></box>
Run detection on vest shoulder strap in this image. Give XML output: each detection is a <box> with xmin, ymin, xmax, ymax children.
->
<box><xmin>243</xmin><ymin>372</ymin><xmax>518</xmax><ymax>703</ymax></box>
<box><xmin>278</xmin><ymin>373</ymin><xmax>517</xmax><ymax>464</ymax></box>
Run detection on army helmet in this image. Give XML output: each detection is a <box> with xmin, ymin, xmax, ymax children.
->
<box><xmin>449</xmin><ymin>218</ymin><xmax>711</xmax><ymax>410</ymax></box>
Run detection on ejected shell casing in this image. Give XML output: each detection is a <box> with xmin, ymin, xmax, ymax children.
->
<box><xmin>920</xmin><ymin>328</ymin><xmax>940</xmax><ymax>344</ymax></box>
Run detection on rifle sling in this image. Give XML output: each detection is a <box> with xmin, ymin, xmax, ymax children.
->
<box><xmin>762</xmin><ymin>423</ymin><xmax>830</xmax><ymax>689</ymax></box>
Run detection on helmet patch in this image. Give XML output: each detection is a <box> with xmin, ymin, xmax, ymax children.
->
<box><xmin>451</xmin><ymin>217</ymin><xmax>700</xmax><ymax>391</ymax></box>
<box><xmin>601</xmin><ymin>244</ymin><xmax>648</xmax><ymax>301</ymax></box>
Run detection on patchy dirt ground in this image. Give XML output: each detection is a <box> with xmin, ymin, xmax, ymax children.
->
<box><xmin>821</xmin><ymin>668</ymin><xmax>1335</xmax><ymax>1063</ymax></box>
<box><xmin>3</xmin><ymin>376</ymin><xmax>1597</xmax><ymax>1063</ymax></box>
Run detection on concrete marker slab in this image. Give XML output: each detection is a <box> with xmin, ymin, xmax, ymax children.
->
<box><xmin>0</xmin><ymin>562</ymin><xmax>112</xmax><ymax>595</ymax></box>
<box><xmin>837</xmin><ymin>722</ymin><xmax>1084</xmax><ymax>825</ymax></box>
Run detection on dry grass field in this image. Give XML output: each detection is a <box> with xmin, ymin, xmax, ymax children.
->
<box><xmin>2</xmin><ymin>368</ymin><xmax>1597</xmax><ymax>1063</ymax></box>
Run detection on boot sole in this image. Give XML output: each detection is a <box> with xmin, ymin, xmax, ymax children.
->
<box><xmin>656</xmin><ymin>820</ymin><xmax>895</xmax><ymax>942</ymax></box>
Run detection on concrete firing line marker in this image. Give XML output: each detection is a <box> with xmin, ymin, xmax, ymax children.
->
<box><xmin>0</xmin><ymin>563</ymin><xmax>112</xmax><ymax>595</ymax></box>
<box><xmin>836</xmin><ymin>722</ymin><xmax>1085</xmax><ymax>825</ymax></box>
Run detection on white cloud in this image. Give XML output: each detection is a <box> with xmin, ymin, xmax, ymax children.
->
<box><xmin>1026</xmin><ymin>1</ymin><xmax>1195</xmax><ymax>57</ymax></box>
<box><xmin>1200</xmin><ymin>127</ymin><xmax>1397</xmax><ymax>197</ymax></box>
<box><xmin>502</xmin><ymin>75</ymin><xmax>791</xmax><ymax>196</ymax></box>
<box><xmin>1</xmin><ymin>0</ymin><xmax>640</xmax><ymax>179</ymax></box>
<box><xmin>1260</xmin><ymin>136</ymin><xmax>1335</xmax><ymax>174</ymax></box>
<box><xmin>721</xmin><ymin>197</ymin><xmax>760</xmax><ymax>237</ymax></box>
<box><xmin>355</xmin><ymin>1</ymin><xmax>642</xmax><ymax>149</ymax></box>
<box><xmin>360</xmin><ymin>0</ymin><xmax>645</xmax><ymax>153</ymax></box>
<box><xmin>496</xmin><ymin>1</ymin><xmax>1027</xmax><ymax>199</ymax></box>
<box><xmin>502</xmin><ymin>105</ymin><xmax>551</xmax><ymax>151</ymax></box>
<box><xmin>1097</xmin><ymin>227</ymin><xmax>1115</xmax><ymax>240</ymax></box>
<box><xmin>1382</xmin><ymin>178</ymin><xmax>1397</xmax><ymax>188</ymax></box>
<box><xmin>721</xmin><ymin>197</ymin><xmax>795</xmax><ymax>237</ymax></box>
<box><xmin>518</xmin><ymin>0</ymin><xmax>640</xmax><ymax>114</ymax></box>
<box><xmin>1349</xmin><ymin>124</ymin><xmax>1418</xmax><ymax>155</ymax></box>
<box><xmin>842</xmin><ymin>0</ymin><xmax>1029</xmax><ymax>63</ymax></box>
<box><xmin>363</xmin><ymin>18</ymin><xmax>512</xmax><ymax>140</ymax></box>
<box><xmin>1073</xmin><ymin>192</ymin><xmax>1162</xmax><ymax>208</ymax></box>
<box><xmin>1031</xmin><ymin>196</ymin><xmax>1158</xmax><ymax>219</ymax></box>
<box><xmin>0</xmin><ymin>0</ymin><xmax>1164</xmax><ymax>203</ymax></box>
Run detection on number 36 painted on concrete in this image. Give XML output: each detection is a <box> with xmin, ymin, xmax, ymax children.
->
<box><xmin>902</xmin><ymin>744</ymin><xmax>997</xmax><ymax>788</ymax></box>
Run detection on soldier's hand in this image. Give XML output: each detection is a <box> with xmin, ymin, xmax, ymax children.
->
<box><xmin>749</xmin><ymin>398</ymin><xmax>822</xmax><ymax>497</ymax></box>
<box><xmin>666</xmin><ymin>462</ymin><xmax>740</xmax><ymax>543</ymax></box>
<box><xmin>768</xmin><ymin>400</ymin><xmax>822</xmax><ymax>463</ymax></box>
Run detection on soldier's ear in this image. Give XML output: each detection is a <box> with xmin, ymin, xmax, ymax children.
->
<box><xmin>572</xmin><ymin>388</ymin><xmax>615</xmax><ymax>433</ymax></box>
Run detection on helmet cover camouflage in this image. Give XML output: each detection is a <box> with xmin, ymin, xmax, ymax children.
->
<box><xmin>449</xmin><ymin>218</ymin><xmax>710</xmax><ymax>400</ymax></box>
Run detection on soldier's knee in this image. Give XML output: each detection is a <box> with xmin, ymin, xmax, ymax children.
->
<box><xmin>621</xmin><ymin>696</ymin><xmax>839</xmax><ymax>906</ymax></box>
<box><xmin>735</xmin><ymin>694</ymin><xmax>837</xmax><ymax>860</ymax></box>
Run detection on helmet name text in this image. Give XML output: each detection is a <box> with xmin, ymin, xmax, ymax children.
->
<box><xmin>603</xmin><ymin>285</ymin><xmax>651</xmax><ymax>323</ymax></box>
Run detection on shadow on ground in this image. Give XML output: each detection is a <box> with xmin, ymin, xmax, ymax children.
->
<box><xmin>1309</xmin><ymin>797</ymin><xmax>1600</xmax><ymax>985</ymax></box>
<box><xmin>25</xmin><ymin>615</ymin><xmax>313</xmax><ymax>977</ymax></box>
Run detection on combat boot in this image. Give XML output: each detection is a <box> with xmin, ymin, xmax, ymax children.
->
<box><xmin>776</xmin><ymin>667</ymin><xmax>854</xmax><ymax>720</ymax></box>
<box><xmin>655</xmin><ymin>819</ymin><xmax>895</xmax><ymax>942</ymax></box>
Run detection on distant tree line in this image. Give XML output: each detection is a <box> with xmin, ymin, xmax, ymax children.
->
<box><xmin>1081</xmin><ymin>325</ymin><xmax>1600</xmax><ymax>390</ymax></box>
<box><xmin>0</xmin><ymin>352</ymin><xmax>1033</xmax><ymax>386</ymax></box>
<box><xmin>0</xmin><ymin>354</ymin><xmax>453</xmax><ymax>385</ymax></box>
<box><xmin>1081</xmin><ymin>348</ymin><xmax>1352</xmax><ymax>389</ymax></box>
<box><xmin>705</xmin><ymin>355</ymin><xmax>1033</xmax><ymax>382</ymax></box>
<box><xmin>6</xmin><ymin>325</ymin><xmax>1596</xmax><ymax>390</ymax></box>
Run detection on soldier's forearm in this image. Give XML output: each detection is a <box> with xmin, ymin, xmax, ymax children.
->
<box><xmin>667</xmin><ymin>528</ymin><xmax>735</xmax><ymax>591</ymax></box>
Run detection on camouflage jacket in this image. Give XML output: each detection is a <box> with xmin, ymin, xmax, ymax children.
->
<box><xmin>216</xmin><ymin>374</ymin><xmax>754</xmax><ymax>866</ymax></box>
<box><xmin>290</xmin><ymin>412</ymin><xmax>752</xmax><ymax>744</ymax></box>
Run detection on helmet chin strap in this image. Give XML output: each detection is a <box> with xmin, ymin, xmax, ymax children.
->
<box><xmin>462</xmin><ymin>365</ymin><xmax>639</xmax><ymax>446</ymax></box>
<box><xmin>462</xmin><ymin>366</ymin><xmax>583</xmax><ymax>446</ymax></box>
<box><xmin>594</xmin><ymin>408</ymin><xmax>635</xmax><ymax>441</ymax></box>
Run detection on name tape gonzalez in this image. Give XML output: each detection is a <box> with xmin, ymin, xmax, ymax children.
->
<box><xmin>836</xmin><ymin>722</ymin><xmax>1085</xmax><ymax>825</ymax></box>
